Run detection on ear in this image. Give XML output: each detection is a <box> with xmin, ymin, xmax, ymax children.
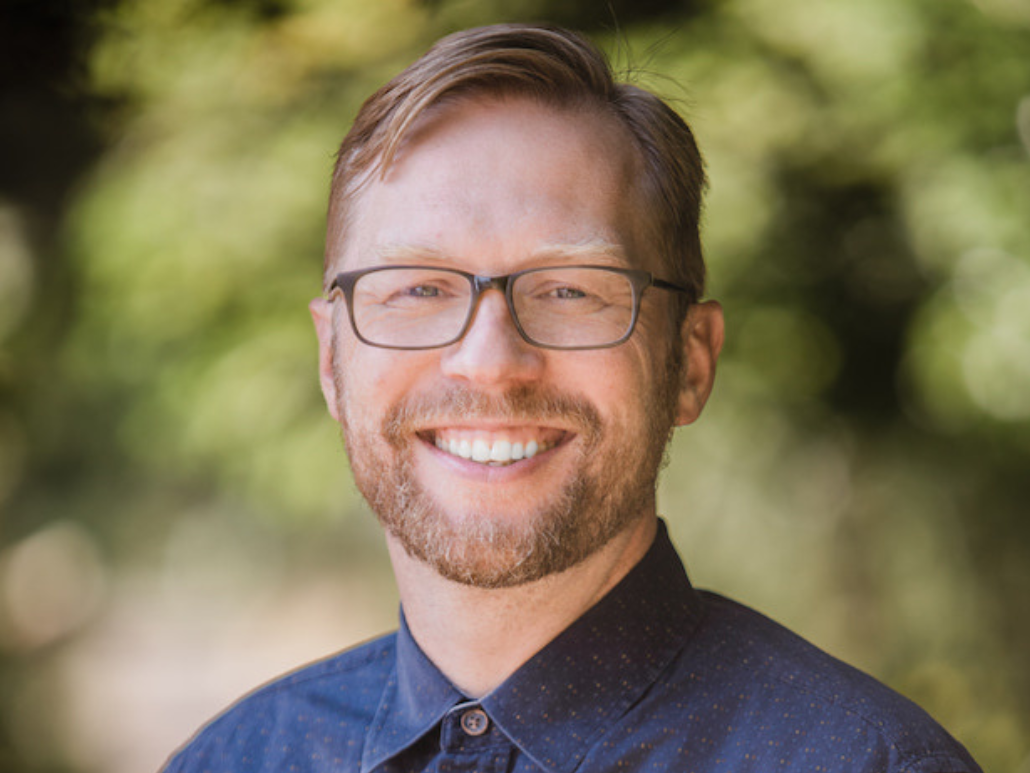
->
<box><xmin>674</xmin><ymin>300</ymin><xmax>724</xmax><ymax>426</ymax></box>
<box><xmin>309</xmin><ymin>297</ymin><xmax>341</xmax><ymax>422</ymax></box>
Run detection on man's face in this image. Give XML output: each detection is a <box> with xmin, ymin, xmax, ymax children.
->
<box><xmin>313</xmin><ymin>98</ymin><xmax>713</xmax><ymax>587</ymax></box>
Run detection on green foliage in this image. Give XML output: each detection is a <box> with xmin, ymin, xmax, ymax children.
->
<box><xmin>1</xmin><ymin>0</ymin><xmax>1028</xmax><ymax>770</ymax></box>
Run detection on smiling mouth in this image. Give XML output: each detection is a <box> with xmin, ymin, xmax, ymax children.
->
<box><xmin>423</xmin><ymin>428</ymin><xmax>566</xmax><ymax>467</ymax></box>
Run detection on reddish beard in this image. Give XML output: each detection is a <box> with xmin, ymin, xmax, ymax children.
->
<box><xmin>336</xmin><ymin>376</ymin><xmax>676</xmax><ymax>588</ymax></box>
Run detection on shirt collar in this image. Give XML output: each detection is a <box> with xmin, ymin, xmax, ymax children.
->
<box><xmin>362</xmin><ymin>520</ymin><xmax>706</xmax><ymax>773</ymax></box>
<box><xmin>361</xmin><ymin>612</ymin><xmax>464</xmax><ymax>772</ymax></box>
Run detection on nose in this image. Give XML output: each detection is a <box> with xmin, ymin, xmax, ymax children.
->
<box><xmin>439</xmin><ymin>289</ymin><xmax>545</xmax><ymax>386</ymax></box>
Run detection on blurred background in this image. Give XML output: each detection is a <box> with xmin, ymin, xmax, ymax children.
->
<box><xmin>1</xmin><ymin>0</ymin><xmax>1028</xmax><ymax>770</ymax></box>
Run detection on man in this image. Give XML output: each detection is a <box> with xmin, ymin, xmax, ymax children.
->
<box><xmin>164</xmin><ymin>24</ymin><xmax>981</xmax><ymax>773</ymax></box>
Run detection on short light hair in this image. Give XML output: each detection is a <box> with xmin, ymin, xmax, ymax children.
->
<box><xmin>325</xmin><ymin>23</ymin><xmax>706</xmax><ymax>309</ymax></box>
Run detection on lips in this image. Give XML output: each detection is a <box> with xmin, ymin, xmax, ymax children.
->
<box><xmin>425</xmin><ymin>427</ymin><xmax>566</xmax><ymax>466</ymax></box>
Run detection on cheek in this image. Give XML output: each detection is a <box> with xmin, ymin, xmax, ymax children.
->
<box><xmin>563</xmin><ymin>351</ymin><xmax>657</xmax><ymax>430</ymax></box>
<box><xmin>608</xmin><ymin>337</ymin><xmax>681</xmax><ymax>430</ymax></box>
<box><xmin>337</xmin><ymin>345</ymin><xmax>438</xmax><ymax>420</ymax></box>
<box><xmin>632</xmin><ymin>304</ymin><xmax>683</xmax><ymax>384</ymax></box>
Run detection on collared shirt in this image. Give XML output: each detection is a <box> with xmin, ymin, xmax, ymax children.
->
<box><xmin>164</xmin><ymin>521</ymin><xmax>981</xmax><ymax>772</ymax></box>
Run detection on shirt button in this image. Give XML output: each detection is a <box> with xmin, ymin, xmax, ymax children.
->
<box><xmin>460</xmin><ymin>707</ymin><xmax>490</xmax><ymax>736</ymax></box>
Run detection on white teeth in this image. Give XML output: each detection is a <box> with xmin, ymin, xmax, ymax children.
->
<box><xmin>490</xmin><ymin>440</ymin><xmax>512</xmax><ymax>462</ymax></box>
<box><xmin>471</xmin><ymin>439</ymin><xmax>491</xmax><ymax>462</ymax></box>
<box><xmin>433</xmin><ymin>435</ymin><xmax>551</xmax><ymax>465</ymax></box>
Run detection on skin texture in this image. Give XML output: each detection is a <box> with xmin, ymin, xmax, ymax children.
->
<box><xmin>311</xmin><ymin>96</ymin><xmax>724</xmax><ymax>696</ymax></box>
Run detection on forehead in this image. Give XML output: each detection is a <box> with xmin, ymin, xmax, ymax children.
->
<box><xmin>334</xmin><ymin>97</ymin><xmax>651</xmax><ymax>274</ymax></box>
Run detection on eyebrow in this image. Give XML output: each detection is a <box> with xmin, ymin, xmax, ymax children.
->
<box><xmin>533</xmin><ymin>240</ymin><xmax>628</xmax><ymax>265</ymax></box>
<box><xmin>371</xmin><ymin>239</ymin><xmax>630</xmax><ymax>268</ymax></box>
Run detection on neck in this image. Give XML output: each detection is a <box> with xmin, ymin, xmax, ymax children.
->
<box><xmin>387</xmin><ymin>514</ymin><xmax>657</xmax><ymax>698</ymax></box>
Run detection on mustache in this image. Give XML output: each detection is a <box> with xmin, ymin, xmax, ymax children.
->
<box><xmin>382</xmin><ymin>383</ymin><xmax>602</xmax><ymax>448</ymax></box>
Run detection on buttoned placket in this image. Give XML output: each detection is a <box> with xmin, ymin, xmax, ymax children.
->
<box><xmin>435</xmin><ymin>701</ymin><xmax>514</xmax><ymax>773</ymax></box>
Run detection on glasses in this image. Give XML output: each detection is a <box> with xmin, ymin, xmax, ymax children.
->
<box><xmin>327</xmin><ymin>265</ymin><xmax>692</xmax><ymax>350</ymax></box>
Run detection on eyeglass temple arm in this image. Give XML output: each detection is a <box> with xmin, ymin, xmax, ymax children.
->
<box><xmin>650</xmin><ymin>276</ymin><xmax>694</xmax><ymax>298</ymax></box>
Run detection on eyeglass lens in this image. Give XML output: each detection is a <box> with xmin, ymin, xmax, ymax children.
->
<box><xmin>349</xmin><ymin>267</ymin><xmax>637</xmax><ymax>349</ymax></box>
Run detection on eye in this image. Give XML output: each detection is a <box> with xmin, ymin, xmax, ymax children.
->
<box><xmin>550</xmin><ymin>285</ymin><xmax>587</xmax><ymax>300</ymax></box>
<box><xmin>405</xmin><ymin>284</ymin><xmax>442</xmax><ymax>298</ymax></box>
<box><xmin>381</xmin><ymin>274</ymin><xmax>466</xmax><ymax>308</ymax></box>
<box><xmin>525</xmin><ymin>281</ymin><xmax>593</xmax><ymax>302</ymax></box>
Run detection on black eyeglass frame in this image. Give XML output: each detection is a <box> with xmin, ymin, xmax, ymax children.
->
<box><xmin>327</xmin><ymin>264</ymin><xmax>693</xmax><ymax>351</ymax></box>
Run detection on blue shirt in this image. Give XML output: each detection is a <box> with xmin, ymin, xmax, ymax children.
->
<box><xmin>163</xmin><ymin>522</ymin><xmax>981</xmax><ymax>772</ymax></box>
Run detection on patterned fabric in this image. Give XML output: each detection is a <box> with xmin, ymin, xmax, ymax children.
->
<box><xmin>163</xmin><ymin>521</ymin><xmax>981</xmax><ymax>772</ymax></box>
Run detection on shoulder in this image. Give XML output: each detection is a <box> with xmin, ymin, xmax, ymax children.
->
<box><xmin>161</xmin><ymin>632</ymin><xmax>397</xmax><ymax>773</ymax></box>
<box><xmin>658</xmin><ymin>592</ymin><xmax>981</xmax><ymax>772</ymax></box>
<box><xmin>693</xmin><ymin>592</ymin><xmax>927</xmax><ymax>718</ymax></box>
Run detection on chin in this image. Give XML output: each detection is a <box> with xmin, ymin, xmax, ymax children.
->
<box><xmin>376</xmin><ymin>468</ymin><xmax>647</xmax><ymax>589</ymax></box>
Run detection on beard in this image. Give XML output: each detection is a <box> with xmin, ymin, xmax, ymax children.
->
<box><xmin>335</xmin><ymin>351</ymin><xmax>681</xmax><ymax>589</ymax></box>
